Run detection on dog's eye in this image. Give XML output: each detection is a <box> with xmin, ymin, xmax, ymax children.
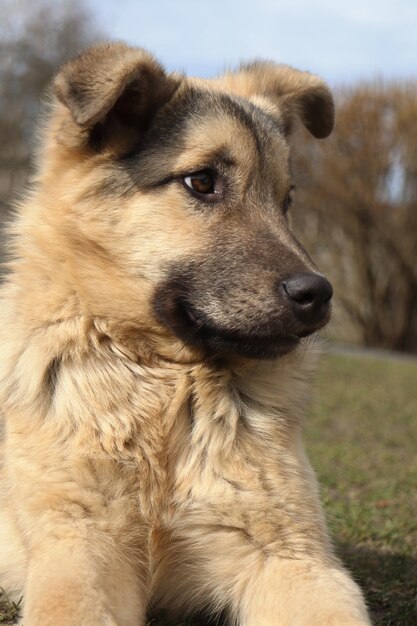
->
<box><xmin>183</xmin><ymin>170</ymin><xmax>217</xmax><ymax>196</ymax></box>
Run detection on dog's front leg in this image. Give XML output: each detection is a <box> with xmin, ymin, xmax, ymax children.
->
<box><xmin>176</xmin><ymin>415</ymin><xmax>372</xmax><ymax>625</ymax></box>
<box><xmin>20</xmin><ymin>510</ymin><xmax>149</xmax><ymax>626</ymax></box>
<box><xmin>22</xmin><ymin>512</ymin><xmax>147</xmax><ymax>626</ymax></box>
<box><xmin>170</xmin><ymin>519</ymin><xmax>372</xmax><ymax>626</ymax></box>
<box><xmin>235</xmin><ymin>555</ymin><xmax>371</xmax><ymax>626</ymax></box>
<box><xmin>8</xmin><ymin>445</ymin><xmax>149</xmax><ymax>626</ymax></box>
<box><xmin>22</xmin><ymin>535</ymin><xmax>141</xmax><ymax>626</ymax></box>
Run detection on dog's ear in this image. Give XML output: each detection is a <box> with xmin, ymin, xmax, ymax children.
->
<box><xmin>222</xmin><ymin>62</ymin><xmax>334</xmax><ymax>138</ymax></box>
<box><xmin>53</xmin><ymin>42</ymin><xmax>180</xmax><ymax>151</ymax></box>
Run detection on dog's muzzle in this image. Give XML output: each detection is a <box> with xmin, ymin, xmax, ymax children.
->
<box><xmin>153</xmin><ymin>270</ymin><xmax>333</xmax><ymax>359</ymax></box>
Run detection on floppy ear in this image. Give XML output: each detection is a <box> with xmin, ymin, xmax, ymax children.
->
<box><xmin>222</xmin><ymin>62</ymin><xmax>335</xmax><ymax>138</ymax></box>
<box><xmin>53</xmin><ymin>41</ymin><xmax>180</xmax><ymax>150</ymax></box>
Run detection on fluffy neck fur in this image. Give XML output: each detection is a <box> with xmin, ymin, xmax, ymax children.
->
<box><xmin>1</xmin><ymin>184</ymin><xmax>320</xmax><ymax>520</ymax></box>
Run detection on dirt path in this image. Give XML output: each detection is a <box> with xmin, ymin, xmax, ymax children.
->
<box><xmin>327</xmin><ymin>342</ymin><xmax>417</xmax><ymax>364</ymax></box>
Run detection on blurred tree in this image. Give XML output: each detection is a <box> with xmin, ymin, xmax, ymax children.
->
<box><xmin>292</xmin><ymin>83</ymin><xmax>417</xmax><ymax>353</ymax></box>
<box><xmin>0</xmin><ymin>0</ymin><xmax>100</xmax><ymax>253</ymax></box>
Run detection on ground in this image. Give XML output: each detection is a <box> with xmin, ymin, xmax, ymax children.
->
<box><xmin>1</xmin><ymin>351</ymin><xmax>416</xmax><ymax>625</ymax></box>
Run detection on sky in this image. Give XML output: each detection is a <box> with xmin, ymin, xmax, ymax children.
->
<box><xmin>86</xmin><ymin>0</ymin><xmax>417</xmax><ymax>86</ymax></box>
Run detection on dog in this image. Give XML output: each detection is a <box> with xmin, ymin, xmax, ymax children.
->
<box><xmin>0</xmin><ymin>42</ymin><xmax>371</xmax><ymax>626</ymax></box>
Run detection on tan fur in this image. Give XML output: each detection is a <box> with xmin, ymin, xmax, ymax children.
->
<box><xmin>0</xmin><ymin>42</ymin><xmax>371</xmax><ymax>625</ymax></box>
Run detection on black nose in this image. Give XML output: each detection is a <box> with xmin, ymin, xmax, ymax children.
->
<box><xmin>281</xmin><ymin>272</ymin><xmax>333</xmax><ymax>326</ymax></box>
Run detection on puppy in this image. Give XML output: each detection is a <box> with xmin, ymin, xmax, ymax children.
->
<box><xmin>0</xmin><ymin>42</ymin><xmax>371</xmax><ymax>626</ymax></box>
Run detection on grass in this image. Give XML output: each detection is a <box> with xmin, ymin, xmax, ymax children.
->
<box><xmin>0</xmin><ymin>591</ymin><xmax>21</xmax><ymax>625</ymax></box>
<box><xmin>1</xmin><ymin>352</ymin><xmax>416</xmax><ymax>625</ymax></box>
<box><xmin>306</xmin><ymin>352</ymin><xmax>417</xmax><ymax>626</ymax></box>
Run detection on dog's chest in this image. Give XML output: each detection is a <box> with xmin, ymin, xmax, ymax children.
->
<box><xmin>72</xmin><ymin>355</ymin><xmax>292</xmax><ymax>524</ymax></box>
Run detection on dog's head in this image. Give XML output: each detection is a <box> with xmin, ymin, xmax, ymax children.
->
<box><xmin>47</xmin><ymin>42</ymin><xmax>334</xmax><ymax>359</ymax></box>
